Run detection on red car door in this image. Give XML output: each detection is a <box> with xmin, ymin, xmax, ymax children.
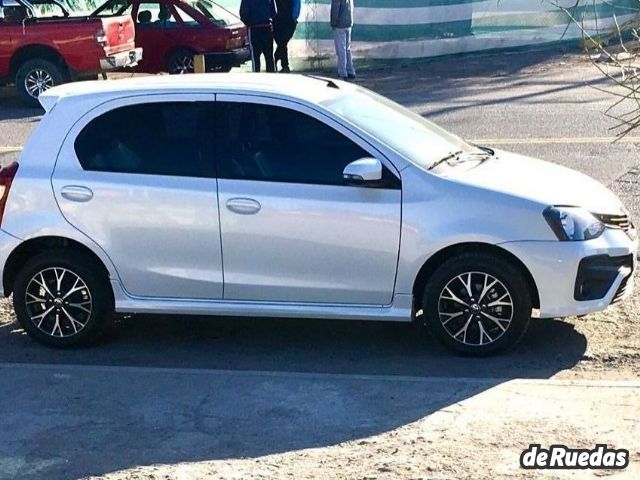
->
<box><xmin>131</xmin><ymin>0</ymin><xmax>181</xmax><ymax>73</ymax></box>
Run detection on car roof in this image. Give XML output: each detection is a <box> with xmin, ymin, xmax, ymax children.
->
<box><xmin>39</xmin><ymin>73</ymin><xmax>350</xmax><ymax>112</ymax></box>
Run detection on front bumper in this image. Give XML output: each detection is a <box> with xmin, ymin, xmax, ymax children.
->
<box><xmin>203</xmin><ymin>47</ymin><xmax>251</xmax><ymax>68</ymax></box>
<box><xmin>500</xmin><ymin>228</ymin><xmax>637</xmax><ymax>318</ymax></box>
<box><xmin>99</xmin><ymin>48</ymin><xmax>143</xmax><ymax>71</ymax></box>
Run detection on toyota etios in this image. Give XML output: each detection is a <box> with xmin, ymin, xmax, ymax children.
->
<box><xmin>0</xmin><ymin>75</ymin><xmax>636</xmax><ymax>355</ymax></box>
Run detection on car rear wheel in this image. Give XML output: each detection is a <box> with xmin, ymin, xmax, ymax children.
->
<box><xmin>166</xmin><ymin>49</ymin><xmax>195</xmax><ymax>74</ymax></box>
<box><xmin>13</xmin><ymin>251</ymin><xmax>113</xmax><ymax>348</ymax></box>
<box><xmin>16</xmin><ymin>59</ymin><xmax>67</xmax><ymax>107</ymax></box>
<box><xmin>422</xmin><ymin>252</ymin><xmax>532</xmax><ymax>356</ymax></box>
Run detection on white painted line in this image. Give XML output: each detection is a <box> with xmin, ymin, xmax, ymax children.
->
<box><xmin>0</xmin><ymin>147</ymin><xmax>22</xmax><ymax>153</ymax></box>
<box><xmin>1</xmin><ymin>362</ymin><xmax>639</xmax><ymax>388</ymax></box>
<box><xmin>471</xmin><ymin>136</ymin><xmax>640</xmax><ymax>145</ymax></box>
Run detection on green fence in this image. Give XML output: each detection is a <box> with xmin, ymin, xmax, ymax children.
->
<box><xmin>66</xmin><ymin>0</ymin><xmax>640</xmax><ymax>68</ymax></box>
<box><xmin>216</xmin><ymin>0</ymin><xmax>639</xmax><ymax>68</ymax></box>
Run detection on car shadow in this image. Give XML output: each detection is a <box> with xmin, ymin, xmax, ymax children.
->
<box><xmin>352</xmin><ymin>48</ymin><xmax>616</xmax><ymax>119</ymax></box>
<box><xmin>0</xmin><ymin>87</ymin><xmax>42</xmax><ymax>121</ymax></box>
<box><xmin>1</xmin><ymin>313</ymin><xmax>587</xmax><ymax>379</ymax></box>
<box><xmin>0</xmin><ymin>312</ymin><xmax>587</xmax><ymax>480</ymax></box>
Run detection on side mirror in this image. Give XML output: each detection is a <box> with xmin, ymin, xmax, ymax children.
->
<box><xmin>343</xmin><ymin>157</ymin><xmax>383</xmax><ymax>185</ymax></box>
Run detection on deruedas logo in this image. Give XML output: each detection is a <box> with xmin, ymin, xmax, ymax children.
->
<box><xmin>520</xmin><ymin>444</ymin><xmax>629</xmax><ymax>470</ymax></box>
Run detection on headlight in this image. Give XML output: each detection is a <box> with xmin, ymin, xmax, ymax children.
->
<box><xmin>543</xmin><ymin>206</ymin><xmax>605</xmax><ymax>241</ymax></box>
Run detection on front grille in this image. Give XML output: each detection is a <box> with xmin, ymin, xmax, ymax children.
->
<box><xmin>594</xmin><ymin>213</ymin><xmax>634</xmax><ymax>233</ymax></box>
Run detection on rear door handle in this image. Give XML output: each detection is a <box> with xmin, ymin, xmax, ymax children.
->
<box><xmin>226</xmin><ymin>198</ymin><xmax>261</xmax><ymax>215</ymax></box>
<box><xmin>60</xmin><ymin>186</ymin><xmax>93</xmax><ymax>203</ymax></box>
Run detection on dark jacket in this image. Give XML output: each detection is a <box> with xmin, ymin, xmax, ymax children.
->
<box><xmin>240</xmin><ymin>0</ymin><xmax>277</xmax><ymax>27</ymax></box>
<box><xmin>330</xmin><ymin>0</ymin><xmax>353</xmax><ymax>29</ymax></box>
<box><xmin>275</xmin><ymin>0</ymin><xmax>301</xmax><ymax>23</ymax></box>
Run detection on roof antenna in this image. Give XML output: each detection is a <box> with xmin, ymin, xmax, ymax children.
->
<box><xmin>303</xmin><ymin>74</ymin><xmax>340</xmax><ymax>89</ymax></box>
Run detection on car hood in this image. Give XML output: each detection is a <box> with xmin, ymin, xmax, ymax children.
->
<box><xmin>444</xmin><ymin>150</ymin><xmax>627</xmax><ymax>215</ymax></box>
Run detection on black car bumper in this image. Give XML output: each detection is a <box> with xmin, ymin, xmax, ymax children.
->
<box><xmin>574</xmin><ymin>254</ymin><xmax>635</xmax><ymax>302</ymax></box>
<box><xmin>203</xmin><ymin>48</ymin><xmax>251</xmax><ymax>69</ymax></box>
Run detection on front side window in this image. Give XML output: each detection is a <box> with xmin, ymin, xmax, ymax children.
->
<box><xmin>216</xmin><ymin>102</ymin><xmax>383</xmax><ymax>186</ymax></box>
<box><xmin>31</xmin><ymin>1</ymin><xmax>65</xmax><ymax>17</ymax></box>
<box><xmin>74</xmin><ymin>102</ymin><xmax>215</xmax><ymax>178</ymax></box>
<box><xmin>173</xmin><ymin>4</ymin><xmax>201</xmax><ymax>27</ymax></box>
<box><xmin>91</xmin><ymin>0</ymin><xmax>131</xmax><ymax>17</ymax></box>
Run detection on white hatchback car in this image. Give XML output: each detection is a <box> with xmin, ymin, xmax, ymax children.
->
<box><xmin>0</xmin><ymin>74</ymin><xmax>636</xmax><ymax>354</ymax></box>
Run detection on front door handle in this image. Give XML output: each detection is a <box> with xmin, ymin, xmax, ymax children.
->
<box><xmin>226</xmin><ymin>197</ymin><xmax>261</xmax><ymax>215</ymax></box>
<box><xmin>60</xmin><ymin>186</ymin><xmax>93</xmax><ymax>203</ymax></box>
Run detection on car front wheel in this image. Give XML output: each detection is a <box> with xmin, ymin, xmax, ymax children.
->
<box><xmin>422</xmin><ymin>252</ymin><xmax>532</xmax><ymax>356</ymax></box>
<box><xmin>13</xmin><ymin>251</ymin><xmax>113</xmax><ymax>347</ymax></box>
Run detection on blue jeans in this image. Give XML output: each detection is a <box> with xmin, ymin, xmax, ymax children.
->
<box><xmin>333</xmin><ymin>27</ymin><xmax>355</xmax><ymax>78</ymax></box>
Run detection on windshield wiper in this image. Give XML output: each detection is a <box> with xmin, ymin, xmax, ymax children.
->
<box><xmin>476</xmin><ymin>145</ymin><xmax>494</xmax><ymax>156</ymax></box>
<box><xmin>463</xmin><ymin>148</ymin><xmax>494</xmax><ymax>166</ymax></box>
<box><xmin>428</xmin><ymin>150</ymin><xmax>463</xmax><ymax>171</ymax></box>
<box><xmin>429</xmin><ymin>148</ymin><xmax>495</xmax><ymax>171</ymax></box>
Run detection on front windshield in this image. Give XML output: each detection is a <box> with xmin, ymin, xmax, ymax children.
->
<box><xmin>184</xmin><ymin>0</ymin><xmax>240</xmax><ymax>26</ymax></box>
<box><xmin>322</xmin><ymin>87</ymin><xmax>476</xmax><ymax>170</ymax></box>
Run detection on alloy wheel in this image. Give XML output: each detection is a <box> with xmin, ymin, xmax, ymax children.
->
<box><xmin>170</xmin><ymin>56</ymin><xmax>194</xmax><ymax>74</ymax></box>
<box><xmin>437</xmin><ymin>271</ymin><xmax>513</xmax><ymax>346</ymax></box>
<box><xmin>24</xmin><ymin>267</ymin><xmax>92</xmax><ymax>338</ymax></box>
<box><xmin>24</xmin><ymin>68</ymin><xmax>54</xmax><ymax>98</ymax></box>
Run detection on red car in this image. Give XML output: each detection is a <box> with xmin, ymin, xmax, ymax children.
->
<box><xmin>0</xmin><ymin>0</ymin><xmax>141</xmax><ymax>105</ymax></box>
<box><xmin>92</xmin><ymin>0</ymin><xmax>249</xmax><ymax>73</ymax></box>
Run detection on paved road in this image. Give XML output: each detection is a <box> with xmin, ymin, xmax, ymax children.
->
<box><xmin>0</xmin><ymin>50</ymin><xmax>638</xmax><ymax>479</ymax></box>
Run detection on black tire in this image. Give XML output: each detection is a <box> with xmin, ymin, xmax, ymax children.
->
<box><xmin>422</xmin><ymin>252</ymin><xmax>532</xmax><ymax>356</ymax></box>
<box><xmin>13</xmin><ymin>250</ymin><xmax>113</xmax><ymax>348</ymax></box>
<box><xmin>15</xmin><ymin>58</ymin><xmax>67</xmax><ymax>107</ymax></box>
<box><xmin>166</xmin><ymin>49</ymin><xmax>195</xmax><ymax>74</ymax></box>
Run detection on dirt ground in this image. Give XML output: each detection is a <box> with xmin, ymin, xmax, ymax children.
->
<box><xmin>569</xmin><ymin>273</ymin><xmax>639</xmax><ymax>378</ymax></box>
<box><xmin>88</xmin><ymin>381</ymin><xmax>640</xmax><ymax>480</ymax></box>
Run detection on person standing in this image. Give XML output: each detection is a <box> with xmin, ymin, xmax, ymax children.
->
<box><xmin>330</xmin><ymin>0</ymin><xmax>355</xmax><ymax>80</ymax></box>
<box><xmin>240</xmin><ymin>0</ymin><xmax>277</xmax><ymax>72</ymax></box>
<box><xmin>273</xmin><ymin>0</ymin><xmax>301</xmax><ymax>73</ymax></box>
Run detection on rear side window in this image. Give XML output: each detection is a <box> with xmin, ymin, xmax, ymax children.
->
<box><xmin>74</xmin><ymin>102</ymin><xmax>215</xmax><ymax>178</ymax></box>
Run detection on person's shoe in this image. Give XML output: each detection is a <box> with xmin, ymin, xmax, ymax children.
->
<box><xmin>347</xmin><ymin>73</ymin><xmax>357</xmax><ymax>80</ymax></box>
<box><xmin>280</xmin><ymin>66</ymin><xmax>291</xmax><ymax>73</ymax></box>
<box><xmin>339</xmin><ymin>76</ymin><xmax>349</xmax><ymax>81</ymax></box>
